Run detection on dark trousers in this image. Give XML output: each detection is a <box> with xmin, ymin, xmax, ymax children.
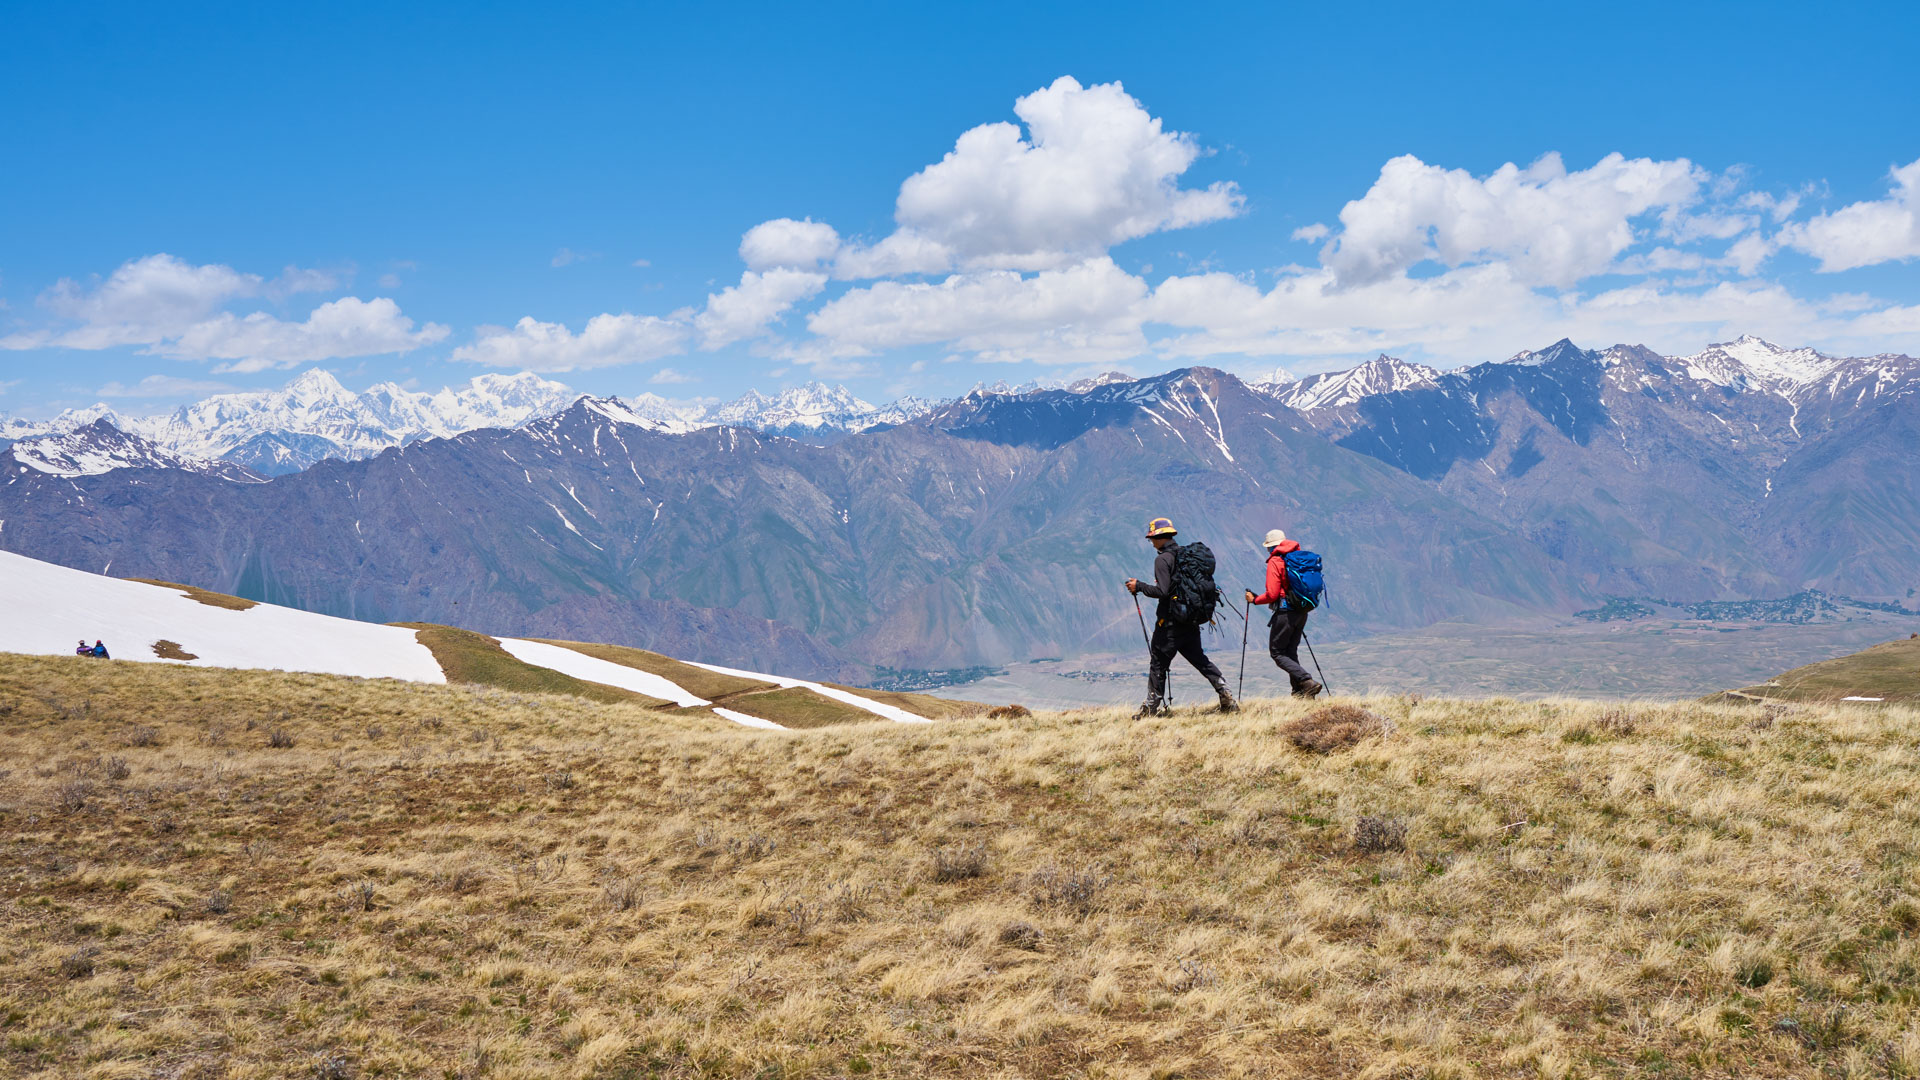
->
<box><xmin>1268</xmin><ymin>606</ymin><xmax>1313</xmax><ymax>690</ymax></box>
<box><xmin>1148</xmin><ymin>621</ymin><xmax>1229</xmax><ymax>703</ymax></box>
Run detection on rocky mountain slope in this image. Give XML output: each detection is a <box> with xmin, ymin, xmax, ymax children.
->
<box><xmin>0</xmin><ymin>337</ymin><xmax>1913</xmax><ymax>678</ymax></box>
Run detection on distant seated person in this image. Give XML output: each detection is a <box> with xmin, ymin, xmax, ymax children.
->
<box><xmin>76</xmin><ymin>639</ymin><xmax>92</xmax><ymax>656</ymax></box>
<box><xmin>90</xmin><ymin>640</ymin><xmax>109</xmax><ymax>659</ymax></box>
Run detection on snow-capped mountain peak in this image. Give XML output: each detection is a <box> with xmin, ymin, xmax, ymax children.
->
<box><xmin>5</xmin><ymin>419</ymin><xmax>262</xmax><ymax>481</ymax></box>
<box><xmin>1272</xmin><ymin>355</ymin><xmax>1441</xmax><ymax>411</ymax></box>
<box><xmin>1689</xmin><ymin>335</ymin><xmax>1840</xmax><ymax>389</ymax></box>
<box><xmin>707</xmin><ymin>382</ymin><xmax>878</xmax><ymax>430</ymax></box>
<box><xmin>1505</xmin><ymin>338</ymin><xmax>1591</xmax><ymax>368</ymax></box>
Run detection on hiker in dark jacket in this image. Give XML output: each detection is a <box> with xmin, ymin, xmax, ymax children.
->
<box><xmin>90</xmin><ymin>640</ymin><xmax>109</xmax><ymax>659</ymax></box>
<box><xmin>1126</xmin><ymin>516</ymin><xmax>1238</xmax><ymax>717</ymax></box>
<box><xmin>1246</xmin><ymin>528</ymin><xmax>1323</xmax><ymax>698</ymax></box>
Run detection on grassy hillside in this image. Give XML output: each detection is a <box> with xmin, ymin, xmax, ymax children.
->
<box><xmin>3</xmin><ymin>653</ymin><xmax>1920</xmax><ymax>1077</ymax></box>
<box><xmin>1717</xmin><ymin>634</ymin><xmax>1920</xmax><ymax>704</ymax></box>
<box><xmin>395</xmin><ymin>623</ymin><xmax>668</xmax><ymax>707</ymax></box>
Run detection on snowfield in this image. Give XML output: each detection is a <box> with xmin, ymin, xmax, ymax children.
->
<box><xmin>0</xmin><ymin>551</ymin><xmax>932</xmax><ymax>729</ymax></box>
<box><xmin>0</xmin><ymin>550</ymin><xmax>445</xmax><ymax>682</ymax></box>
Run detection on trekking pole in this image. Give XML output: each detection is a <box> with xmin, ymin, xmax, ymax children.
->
<box><xmin>1133</xmin><ymin>592</ymin><xmax>1170</xmax><ymax>706</ymax></box>
<box><xmin>1238</xmin><ymin>599</ymin><xmax>1251</xmax><ymax>702</ymax></box>
<box><xmin>1302</xmin><ymin>632</ymin><xmax>1330</xmax><ymax>695</ymax></box>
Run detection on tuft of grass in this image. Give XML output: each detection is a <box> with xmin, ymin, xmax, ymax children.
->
<box><xmin>931</xmin><ymin>841</ymin><xmax>990</xmax><ymax>882</ymax></box>
<box><xmin>985</xmin><ymin>704</ymin><xmax>1032</xmax><ymax>719</ymax></box>
<box><xmin>127</xmin><ymin>577</ymin><xmax>259</xmax><ymax>610</ymax></box>
<box><xmin>58</xmin><ymin>947</ymin><xmax>97</xmax><ymax>980</ymax></box>
<box><xmin>1352</xmin><ymin>814</ymin><xmax>1408</xmax><ymax>853</ymax></box>
<box><xmin>267</xmin><ymin>728</ymin><xmax>295</xmax><ymax>748</ymax></box>
<box><xmin>1282</xmin><ymin>703</ymin><xmax>1396</xmax><ymax>752</ymax></box>
<box><xmin>398</xmin><ymin>624</ymin><xmax>667</xmax><ymax>707</ymax></box>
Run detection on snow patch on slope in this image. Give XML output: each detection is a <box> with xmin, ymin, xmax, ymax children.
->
<box><xmin>686</xmin><ymin>660</ymin><xmax>932</xmax><ymax>723</ymax></box>
<box><xmin>496</xmin><ymin>638</ymin><xmax>708</xmax><ymax>706</ymax></box>
<box><xmin>0</xmin><ymin>551</ymin><xmax>443</xmax><ymax>681</ymax></box>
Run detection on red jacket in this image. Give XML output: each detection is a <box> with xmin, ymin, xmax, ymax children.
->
<box><xmin>1250</xmin><ymin>539</ymin><xmax>1301</xmax><ymax>606</ymax></box>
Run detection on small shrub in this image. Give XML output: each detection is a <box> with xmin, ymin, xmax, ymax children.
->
<box><xmin>545</xmin><ymin>768</ymin><xmax>575</xmax><ymax>791</ymax></box>
<box><xmin>123</xmin><ymin>725</ymin><xmax>160</xmax><ymax>748</ymax></box>
<box><xmin>998</xmin><ymin>921</ymin><xmax>1044</xmax><ymax>950</ymax></box>
<box><xmin>784</xmin><ymin>897</ymin><xmax>823</xmax><ymax>933</ymax></box>
<box><xmin>1028</xmin><ymin>863</ymin><xmax>1109</xmax><ymax>913</ymax></box>
<box><xmin>1596</xmin><ymin>708</ymin><xmax>1637</xmax><ymax>735</ymax></box>
<box><xmin>603</xmin><ymin>877</ymin><xmax>641</xmax><ymax>912</ymax></box>
<box><xmin>311</xmin><ymin>1051</ymin><xmax>355</xmax><ymax>1080</ymax></box>
<box><xmin>932</xmin><ymin>841</ymin><xmax>990</xmax><ymax>882</ymax></box>
<box><xmin>1172</xmin><ymin>957</ymin><xmax>1218</xmax><ymax>991</ymax></box>
<box><xmin>54</xmin><ymin>777</ymin><xmax>93</xmax><ymax>813</ymax></box>
<box><xmin>59</xmin><ymin>946</ymin><xmax>98</xmax><ymax>979</ymax></box>
<box><xmin>829</xmin><ymin>880</ymin><xmax>878</xmax><ymax>922</ymax></box>
<box><xmin>725</xmin><ymin>832</ymin><xmax>777</xmax><ymax>859</ymax></box>
<box><xmin>1283</xmin><ymin>705</ymin><xmax>1396</xmax><ymax>753</ymax></box>
<box><xmin>1353</xmin><ymin>815</ymin><xmax>1408</xmax><ymax>853</ymax></box>
<box><xmin>342</xmin><ymin>881</ymin><xmax>378</xmax><ymax>912</ymax></box>
<box><xmin>206</xmin><ymin>888</ymin><xmax>233</xmax><ymax>915</ymax></box>
<box><xmin>103</xmin><ymin>756</ymin><xmax>130</xmax><ymax>781</ymax></box>
<box><xmin>985</xmin><ymin>704</ymin><xmax>1032</xmax><ymax>720</ymax></box>
<box><xmin>267</xmin><ymin>729</ymin><xmax>295</xmax><ymax>749</ymax></box>
<box><xmin>365</xmin><ymin>725</ymin><xmax>385</xmax><ymax>741</ymax></box>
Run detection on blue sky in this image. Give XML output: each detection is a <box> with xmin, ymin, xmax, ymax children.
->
<box><xmin>3</xmin><ymin>0</ymin><xmax>1918</xmax><ymax>417</ymax></box>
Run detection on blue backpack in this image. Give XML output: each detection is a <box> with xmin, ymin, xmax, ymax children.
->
<box><xmin>1282</xmin><ymin>549</ymin><xmax>1325</xmax><ymax>611</ymax></box>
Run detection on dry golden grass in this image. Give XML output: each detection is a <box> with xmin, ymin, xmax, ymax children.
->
<box><xmin>1719</xmin><ymin>636</ymin><xmax>1920</xmax><ymax>705</ymax></box>
<box><xmin>150</xmin><ymin>640</ymin><xmax>199</xmax><ymax>662</ymax></box>
<box><xmin>126</xmin><ymin>579</ymin><xmax>259</xmax><ymax>611</ymax></box>
<box><xmin>397</xmin><ymin>624</ymin><xmax>667</xmax><ymax>708</ymax></box>
<box><xmin>4</xmin><ymin>652</ymin><xmax>1920</xmax><ymax>1078</ymax></box>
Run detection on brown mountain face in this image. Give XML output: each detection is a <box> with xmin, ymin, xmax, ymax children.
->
<box><xmin>0</xmin><ymin>370</ymin><xmax>1575</xmax><ymax>678</ymax></box>
<box><xmin>1</xmin><ymin>346</ymin><xmax>1914</xmax><ymax>679</ymax></box>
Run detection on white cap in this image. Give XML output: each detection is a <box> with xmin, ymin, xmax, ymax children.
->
<box><xmin>1262</xmin><ymin>528</ymin><xmax>1287</xmax><ymax>548</ymax></box>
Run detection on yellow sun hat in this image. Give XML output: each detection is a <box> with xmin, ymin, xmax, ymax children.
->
<box><xmin>1145</xmin><ymin>517</ymin><xmax>1178</xmax><ymax>538</ymax></box>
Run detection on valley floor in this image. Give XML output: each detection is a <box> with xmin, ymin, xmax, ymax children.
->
<box><xmin>941</xmin><ymin>616</ymin><xmax>1920</xmax><ymax>708</ymax></box>
<box><xmin>3</xmin><ymin>653</ymin><xmax>1919</xmax><ymax>1077</ymax></box>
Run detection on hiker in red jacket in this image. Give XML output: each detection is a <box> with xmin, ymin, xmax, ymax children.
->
<box><xmin>1245</xmin><ymin>528</ymin><xmax>1323</xmax><ymax>698</ymax></box>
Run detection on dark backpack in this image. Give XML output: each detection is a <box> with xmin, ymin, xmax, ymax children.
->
<box><xmin>1167</xmin><ymin>541</ymin><xmax>1220</xmax><ymax>626</ymax></box>
<box><xmin>1282</xmin><ymin>549</ymin><xmax>1325</xmax><ymax>611</ymax></box>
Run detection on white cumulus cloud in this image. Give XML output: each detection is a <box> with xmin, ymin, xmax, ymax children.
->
<box><xmin>1779</xmin><ymin>157</ymin><xmax>1920</xmax><ymax>272</ymax></box>
<box><xmin>694</xmin><ymin>268</ymin><xmax>828</xmax><ymax>349</ymax></box>
<box><xmin>172</xmin><ymin>297</ymin><xmax>450</xmax><ymax>373</ymax></box>
<box><xmin>1321</xmin><ymin>152</ymin><xmax>1705</xmax><ymax>288</ymax></box>
<box><xmin>739</xmin><ymin>218</ymin><xmax>841</xmax><ymax>271</ymax></box>
<box><xmin>831</xmin><ymin>76</ymin><xmax>1242</xmax><ymax>277</ymax></box>
<box><xmin>806</xmin><ymin>256</ymin><xmax>1149</xmax><ymax>364</ymax></box>
<box><xmin>451</xmin><ymin>313</ymin><xmax>690</xmax><ymax>372</ymax></box>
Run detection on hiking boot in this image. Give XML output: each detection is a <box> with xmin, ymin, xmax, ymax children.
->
<box><xmin>1132</xmin><ymin>698</ymin><xmax>1169</xmax><ymax>719</ymax></box>
<box><xmin>1293</xmin><ymin>680</ymin><xmax>1324</xmax><ymax>699</ymax></box>
<box><xmin>1215</xmin><ymin>690</ymin><xmax>1240</xmax><ymax>714</ymax></box>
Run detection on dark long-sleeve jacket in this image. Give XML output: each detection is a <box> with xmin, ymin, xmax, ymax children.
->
<box><xmin>1136</xmin><ymin>546</ymin><xmax>1177</xmax><ymax>622</ymax></box>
